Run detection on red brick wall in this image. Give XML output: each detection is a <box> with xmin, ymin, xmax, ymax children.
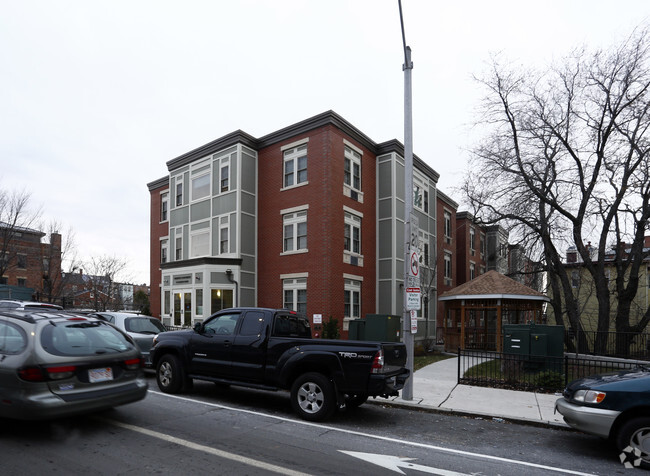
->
<box><xmin>436</xmin><ymin>197</ymin><xmax>457</xmax><ymax>330</ymax></box>
<box><xmin>257</xmin><ymin>125</ymin><xmax>376</xmax><ymax>337</ymax></box>
<box><xmin>149</xmin><ymin>183</ymin><xmax>169</xmax><ymax>318</ymax></box>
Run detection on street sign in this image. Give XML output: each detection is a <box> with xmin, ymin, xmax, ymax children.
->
<box><xmin>406</xmin><ymin>287</ymin><xmax>420</xmax><ymax>310</ymax></box>
<box><xmin>410</xmin><ymin>310</ymin><xmax>418</xmax><ymax>333</ymax></box>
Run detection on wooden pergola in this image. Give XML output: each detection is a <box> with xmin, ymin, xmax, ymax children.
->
<box><xmin>439</xmin><ymin>270</ymin><xmax>550</xmax><ymax>353</ymax></box>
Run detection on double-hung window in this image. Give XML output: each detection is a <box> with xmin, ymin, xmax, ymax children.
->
<box><xmin>470</xmin><ymin>228</ymin><xmax>476</xmax><ymax>255</ymax></box>
<box><xmin>344</xmin><ymin>146</ymin><xmax>361</xmax><ymax>191</ymax></box>
<box><xmin>283</xmin><ymin>277</ymin><xmax>307</xmax><ymax>314</ymax></box>
<box><xmin>283</xmin><ymin>144</ymin><xmax>308</xmax><ymax>188</ymax></box>
<box><xmin>175</xmin><ymin>175</ymin><xmax>184</xmax><ymax>206</ymax></box>
<box><xmin>219</xmin><ymin>216</ymin><xmax>230</xmax><ymax>254</ymax></box>
<box><xmin>344</xmin><ymin>212</ymin><xmax>361</xmax><ymax>255</ymax></box>
<box><xmin>444</xmin><ymin>252</ymin><xmax>452</xmax><ymax>284</ymax></box>
<box><xmin>191</xmin><ymin>173</ymin><xmax>210</xmax><ymax>201</ymax></box>
<box><xmin>444</xmin><ymin>211</ymin><xmax>452</xmax><ymax>243</ymax></box>
<box><xmin>283</xmin><ymin>211</ymin><xmax>307</xmax><ymax>253</ymax></box>
<box><xmin>174</xmin><ymin>228</ymin><xmax>183</xmax><ymax>261</ymax></box>
<box><xmin>413</xmin><ymin>172</ymin><xmax>429</xmax><ymax>213</ymax></box>
<box><xmin>160</xmin><ymin>192</ymin><xmax>169</xmax><ymax>222</ymax></box>
<box><xmin>344</xmin><ymin>279</ymin><xmax>361</xmax><ymax>319</ymax></box>
<box><xmin>160</xmin><ymin>239</ymin><xmax>168</xmax><ymax>264</ymax></box>
<box><xmin>190</xmin><ymin>223</ymin><xmax>210</xmax><ymax>258</ymax></box>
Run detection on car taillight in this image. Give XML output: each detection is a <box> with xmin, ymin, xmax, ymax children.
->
<box><xmin>18</xmin><ymin>365</ymin><xmax>77</xmax><ymax>381</ymax></box>
<box><xmin>18</xmin><ymin>367</ymin><xmax>46</xmax><ymax>382</ymax></box>
<box><xmin>124</xmin><ymin>358</ymin><xmax>143</xmax><ymax>370</ymax></box>
<box><xmin>371</xmin><ymin>349</ymin><xmax>385</xmax><ymax>374</ymax></box>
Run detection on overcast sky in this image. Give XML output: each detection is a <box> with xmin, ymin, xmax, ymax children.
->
<box><xmin>1</xmin><ymin>0</ymin><xmax>648</xmax><ymax>285</ymax></box>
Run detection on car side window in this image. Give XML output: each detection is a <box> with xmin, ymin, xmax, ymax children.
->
<box><xmin>272</xmin><ymin>314</ymin><xmax>311</xmax><ymax>338</ymax></box>
<box><xmin>204</xmin><ymin>313</ymin><xmax>240</xmax><ymax>336</ymax></box>
<box><xmin>239</xmin><ymin>312</ymin><xmax>264</xmax><ymax>336</ymax></box>
<box><xmin>0</xmin><ymin>320</ymin><xmax>27</xmax><ymax>354</ymax></box>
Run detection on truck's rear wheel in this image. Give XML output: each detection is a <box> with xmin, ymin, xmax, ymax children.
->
<box><xmin>156</xmin><ymin>354</ymin><xmax>186</xmax><ymax>394</ymax></box>
<box><xmin>291</xmin><ymin>372</ymin><xmax>335</xmax><ymax>421</ymax></box>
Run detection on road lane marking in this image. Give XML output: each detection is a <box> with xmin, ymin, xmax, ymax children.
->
<box><xmin>98</xmin><ymin>417</ymin><xmax>312</xmax><ymax>476</ymax></box>
<box><xmin>341</xmin><ymin>451</ymin><xmax>471</xmax><ymax>475</ymax></box>
<box><xmin>147</xmin><ymin>390</ymin><xmax>596</xmax><ymax>476</ymax></box>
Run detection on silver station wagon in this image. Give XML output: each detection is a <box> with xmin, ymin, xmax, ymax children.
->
<box><xmin>0</xmin><ymin>310</ymin><xmax>148</xmax><ymax>420</ymax></box>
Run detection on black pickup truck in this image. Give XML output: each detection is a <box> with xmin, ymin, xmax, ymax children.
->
<box><xmin>150</xmin><ymin>307</ymin><xmax>409</xmax><ymax>421</ymax></box>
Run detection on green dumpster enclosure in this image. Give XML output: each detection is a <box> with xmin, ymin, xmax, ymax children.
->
<box><xmin>503</xmin><ymin>323</ymin><xmax>564</xmax><ymax>372</ymax></box>
<box><xmin>349</xmin><ymin>314</ymin><xmax>401</xmax><ymax>342</ymax></box>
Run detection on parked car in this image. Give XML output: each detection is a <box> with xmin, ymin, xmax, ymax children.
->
<box><xmin>0</xmin><ymin>309</ymin><xmax>148</xmax><ymax>420</ymax></box>
<box><xmin>555</xmin><ymin>366</ymin><xmax>650</xmax><ymax>469</ymax></box>
<box><xmin>150</xmin><ymin>307</ymin><xmax>409</xmax><ymax>421</ymax></box>
<box><xmin>0</xmin><ymin>300</ymin><xmax>63</xmax><ymax>310</ymax></box>
<box><xmin>89</xmin><ymin>312</ymin><xmax>167</xmax><ymax>368</ymax></box>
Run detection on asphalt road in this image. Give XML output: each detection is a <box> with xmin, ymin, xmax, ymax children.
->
<box><xmin>0</xmin><ymin>376</ymin><xmax>629</xmax><ymax>475</ymax></box>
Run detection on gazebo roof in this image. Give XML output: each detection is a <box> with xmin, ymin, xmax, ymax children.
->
<box><xmin>439</xmin><ymin>270</ymin><xmax>549</xmax><ymax>302</ymax></box>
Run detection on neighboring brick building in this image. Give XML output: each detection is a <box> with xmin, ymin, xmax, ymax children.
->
<box><xmin>0</xmin><ymin>222</ymin><xmax>62</xmax><ymax>301</ymax></box>
<box><xmin>147</xmin><ymin>111</ymin><xmax>439</xmax><ymax>340</ymax></box>
<box><xmin>435</xmin><ymin>191</ymin><xmax>458</xmax><ymax>339</ymax></box>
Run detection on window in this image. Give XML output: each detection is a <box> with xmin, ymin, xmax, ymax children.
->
<box><xmin>283</xmin><ymin>278</ymin><xmax>307</xmax><ymax>314</ymax></box>
<box><xmin>571</xmin><ymin>269</ymin><xmax>580</xmax><ymax>288</ymax></box>
<box><xmin>204</xmin><ymin>313</ymin><xmax>240</xmax><ymax>336</ymax></box>
<box><xmin>444</xmin><ymin>211</ymin><xmax>452</xmax><ymax>242</ymax></box>
<box><xmin>17</xmin><ymin>254</ymin><xmax>26</xmax><ymax>269</ymax></box>
<box><xmin>190</xmin><ymin>229</ymin><xmax>210</xmax><ymax>258</ymax></box>
<box><xmin>175</xmin><ymin>229</ymin><xmax>183</xmax><ymax>261</ymax></box>
<box><xmin>283</xmin><ymin>144</ymin><xmax>308</xmax><ymax>187</ymax></box>
<box><xmin>17</xmin><ymin>278</ymin><xmax>26</xmax><ymax>287</ymax></box>
<box><xmin>160</xmin><ymin>192</ymin><xmax>169</xmax><ymax>222</ymax></box>
<box><xmin>470</xmin><ymin>228</ymin><xmax>476</xmax><ymax>255</ymax></box>
<box><xmin>344</xmin><ymin>279</ymin><xmax>361</xmax><ymax>319</ymax></box>
<box><xmin>220</xmin><ymin>164</ymin><xmax>229</xmax><ymax>192</ymax></box>
<box><xmin>272</xmin><ymin>314</ymin><xmax>311</xmax><ymax>338</ymax></box>
<box><xmin>413</xmin><ymin>185</ymin><xmax>423</xmax><ymax>210</ymax></box>
<box><xmin>240</xmin><ymin>311</ymin><xmax>264</xmax><ymax>336</ymax></box>
<box><xmin>470</xmin><ymin>263</ymin><xmax>475</xmax><ymax>280</ymax></box>
<box><xmin>195</xmin><ymin>289</ymin><xmax>203</xmax><ymax>316</ymax></box>
<box><xmin>480</xmin><ymin>233</ymin><xmax>486</xmax><ymax>257</ymax></box>
<box><xmin>211</xmin><ymin>289</ymin><xmax>233</xmax><ymax>314</ymax></box>
<box><xmin>413</xmin><ymin>172</ymin><xmax>429</xmax><ymax>213</ymax></box>
<box><xmin>344</xmin><ymin>146</ymin><xmax>361</xmax><ymax>191</ymax></box>
<box><xmin>191</xmin><ymin>173</ymin><xmax>210</xmax><ymax>201</ymax></box>
<box><xmin>424</xmin><ymin>190</ymin><xmax>429</xmax><ymax>214</ymax></box>
<box><xmin>164</xmin><ymin>291</ymin><xmax>170</xmax><ymax>315</ymax></box>
<box><xmin>444</xmin><ymin>252</ymin><xmax>452</xmax><ymax>282</ymax></box>
<box><xmin>219</xmin><ymin>217</ymin><xmax>229</xmax><ymax>254</ymax></box>
<box><xmin>344</xmin><ymin>212</ymin><xmax>361</xmax><ymax>254</ymax></box>
<box><xmin>175</xmin><ymin>176</ymin><xmax>184</xmax><ymax>206</ymax></box>
<box><xmin>283</xmin><ymin>211</ymin><xmax>307</xmax><ymax>252</ymax></box>
<box><xmin>160</xmin><ymin>239</ymin><xmax>168</xmax><ymax>264</ymax></box>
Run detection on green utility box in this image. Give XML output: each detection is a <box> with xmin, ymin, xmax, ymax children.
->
<box><xmin>349</xmin><ymin>314</ymin><xmax>401</xmax><ymax>342</ymax></box>
<box><xmin>503</xmin><ymin>324</ymin><xmax>564</xmax><ymax>372</ymax></box>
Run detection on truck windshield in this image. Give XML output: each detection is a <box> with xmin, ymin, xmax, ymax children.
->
<box><xmin>272</xmin><ymin>314</ymin><xmax>311</xmax><ymax>338</ymax></box>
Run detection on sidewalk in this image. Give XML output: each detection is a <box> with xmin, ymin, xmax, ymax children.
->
<box><xmin>377</xmin><ymin>357</ymin><xmax>569</xmax><ymax>429</ymax></box>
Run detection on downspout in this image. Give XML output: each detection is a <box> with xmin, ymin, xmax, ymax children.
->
<box><xmin>225</xmin><ymin>269</ymin><xmax>239</xmax><ymax>307</ymax></box>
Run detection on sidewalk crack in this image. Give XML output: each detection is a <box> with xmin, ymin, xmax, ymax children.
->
<box><xmin>437</xmin><ymin>383</ymin><xmax>458</xmax><ymax>407</ymax></box>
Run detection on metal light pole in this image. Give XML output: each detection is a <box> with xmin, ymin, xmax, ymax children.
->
<box><xmin>399</xmin><ymin>0</ymin><xmax>415</xmax><ymax>401</ymax></box>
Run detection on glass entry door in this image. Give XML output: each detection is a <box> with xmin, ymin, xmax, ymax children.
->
<box><xmin>173</xmin><ymin>291</ymin><xmax>193</xmax><ymax>326</ymax></box>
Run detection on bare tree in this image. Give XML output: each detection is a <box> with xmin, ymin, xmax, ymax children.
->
<box><xmin>82</xmin><ymin>255</ymin><xmax>130</xmax><ymax>311</ymax></box>
<box><xmin>463</xmin><ymin>26</ymin><xmax>650</xmax><ymax>354</ymax></box>
<box><xmin>39</xmin><ymin>221</ymin><xmax>78</xmax><ymax>305</ymax></box>
<box><xmin>0</xmin><ymin>187</ymin><xmax>41</xmax><ymax>279</ymax></box>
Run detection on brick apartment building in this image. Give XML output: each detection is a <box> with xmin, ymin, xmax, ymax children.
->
<box><xmin>148</xmin><ymin>111</ymin><xmax>439</xmax><ymax>339</ymax></box>
<box><xmin>0</xmin><ymin>223</ymin><xmax>62</xmax><ymax>301</ymax></box>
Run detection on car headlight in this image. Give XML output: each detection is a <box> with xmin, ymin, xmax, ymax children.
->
<box><xmin>573</xmin><ymin>389</ymin><xmax>606</xmax><ymax>403</ymax></box>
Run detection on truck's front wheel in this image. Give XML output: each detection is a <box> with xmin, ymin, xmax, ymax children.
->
<box><xmin>156</xmin><ymin>354</ymin><xmax>186</xmax><ymax>394</ymax></box>
<box><xmin>290</xmin><ymin>372</ymin><xmax>335</xmax><ymax>421</ymax></box>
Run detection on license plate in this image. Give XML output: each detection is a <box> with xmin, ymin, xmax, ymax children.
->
<box><xmin>89</xmin><ymin>367</ymin><xmax>113</xmax><ymax>383</ymax></box>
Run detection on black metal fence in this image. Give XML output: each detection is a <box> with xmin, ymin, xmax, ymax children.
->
<box><xmin>457</xmin><ymin>348</ymin><xmax>647</xmax><ymax>393</ymax></box>
<box><xmin>564</xmin><ymin>330</ymin><xmax>650</xmax><ymax>359</ymax></box>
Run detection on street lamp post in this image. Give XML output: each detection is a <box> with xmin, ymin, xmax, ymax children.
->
<box><xmin>398</xmin><ymin>0</ymin><xmax>415</xmax><ymax>401</ymax></box>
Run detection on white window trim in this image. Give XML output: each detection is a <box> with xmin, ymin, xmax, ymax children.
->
<box><xmin>283</xmin><ymin>277</ymin><xmax>307</xmax><ymax>313</ymax></box>
<box><xmin>219</xmin><ymin>215</ymin><xmax>230</xmax><ymax>255</ymax></box>
<box><xmin>280</xmin><ymin>272</ymin><xmax>309</xmax><ymax>279</ymax></box>
<box><xmin>282</xmin><ymin>210</ymin><xmax>308</xmax><ymax>255</ymax></box>
<box><xmin>190</xmin><ymin>224</ymin><xmax>211</xmax><ymax>258</ymax></box>
<box><xmin>282</xmin><ymin>142</ymin><xmax>309</xmax><ymax>191</ymax></box>
<box><xmin>160</xmin><ymin>190</ymin><xmax>170</xmax><ymax>223</ymax></box>
<box><xmin>174</xmin><ymin>227</ymin><xmax>183</xmax><ymax>261</ymax></box>
<box><xmin>190</xmin><ymin>171</ymin><xmax>211</xmax><ymax>202</ymax></box>
<box><xmin>174</xmin><ymin>175</ymin><xmax>184</xmax><ymax>207</ymax></box>
<box><xmin>343</xmin><ymin>142</ymin><xmax>362</xmax><ymax>192</ymax></box>
<box><xmin>344</xmin><ymin>209</ymin><xmax>363</xmax><ymax>257</ymax></box>
<box><xmin>344</xmin><ymin>278</ymin><xmax>362</xmax><ymax>320</ymax></box>
<box><xmin>160</xmin><ymin>236</ymin><xmax>169</xmax><ymax>264</ymax></box>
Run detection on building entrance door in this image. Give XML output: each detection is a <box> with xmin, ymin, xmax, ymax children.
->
<box><xmin>173</xmin><ymin>291</ymin><xmax>193</xmax><ymax>326</ymax></box>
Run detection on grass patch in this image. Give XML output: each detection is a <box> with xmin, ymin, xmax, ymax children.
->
<box><xmin>413</xmin><ymin>353</ymin><xmax>455</xmax><ymax>372</ymax></box>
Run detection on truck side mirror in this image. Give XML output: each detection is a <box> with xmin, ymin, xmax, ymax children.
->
<box><xmin>193</xmin><ymin>322</ymin><xmax>203</xmax><ymax>333</ymax></box>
